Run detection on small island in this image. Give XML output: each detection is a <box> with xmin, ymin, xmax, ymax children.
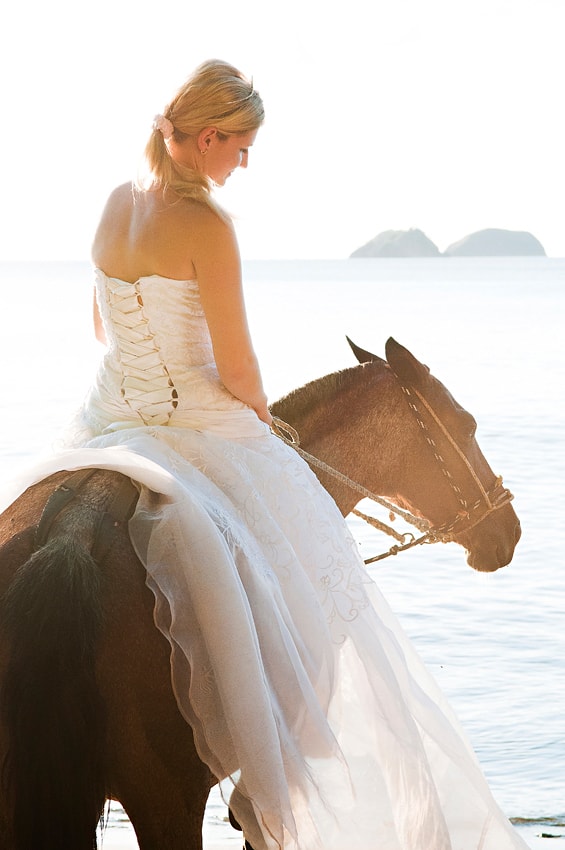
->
<box><xmin>350</xmin><ymin>228</ymin><xmax>546</xmax><ymax>258</ymax></box>
<box><xmin>351</xmin><ymin>229</ymin><xmax>441</xmax><ymax>258</ymax></box>
<box><xmin>443</xmin><ymin>229</ymin><xmax>546</xmax><ymax>257</ymax></box>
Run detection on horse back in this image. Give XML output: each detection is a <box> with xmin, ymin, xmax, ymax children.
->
<box><xmin>0</xmin><ymin>468</ymin><xmax>212</xmax><ymax>849</ymax></box>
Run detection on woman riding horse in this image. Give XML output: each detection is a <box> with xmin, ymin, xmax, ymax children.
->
<box><xmin>0</xmin><ymin>60</ymin><xmax>526</xmax><ymax>850</ymax></box>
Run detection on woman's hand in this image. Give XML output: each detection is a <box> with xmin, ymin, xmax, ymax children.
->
<box><xmin>254</xmin><ymin>399</ymin><xmax>273</xmax><ymax>426</ymax></box>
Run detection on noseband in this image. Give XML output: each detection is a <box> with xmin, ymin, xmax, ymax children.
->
<box><xmin>271</xmin><ymin>373</ymin><xmax>514</xmax><ymax>564</ymax></box>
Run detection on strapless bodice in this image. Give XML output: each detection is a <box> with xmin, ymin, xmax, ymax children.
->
<box><xmin>84</xmin><ymin>269</ymin><xmax>261</xmax><ymax>436</ymax></box>
<box><xmin>95</xmin><ymin>270</ymin><xmax>214</xmax><ymax>372</ymax></box>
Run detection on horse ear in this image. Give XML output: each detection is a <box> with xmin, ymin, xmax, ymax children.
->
<box><xmin>346</xmin><ymin>336</ymin><xmax>380</xmax><ymax>363</ymax></box>
<box><xmin>385</xmin><ymin>337</ymin><xmax>431</xmax><ymax>389</ymax></box>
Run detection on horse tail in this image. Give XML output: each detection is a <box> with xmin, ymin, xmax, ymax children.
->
<box><xmin>0</xmin><ymin>535</ymin><xmax>106</xmax><ymax>849</ymax></box>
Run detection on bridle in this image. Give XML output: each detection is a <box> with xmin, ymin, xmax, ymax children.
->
<box><xmin>271</xmin><ymin>376</ymin><xmax>514</xmax><ymax>565</ymax></box>
<box><xmin>395</xmin><ymin>382</ymin><xmax>514</xmax><ymax>539</ymax></box>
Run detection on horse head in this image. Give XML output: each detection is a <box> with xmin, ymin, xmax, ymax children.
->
<box><xmin>347</xmin><ymin>336</ymin><xmax>521</xmax><ymax>572</ymax></box>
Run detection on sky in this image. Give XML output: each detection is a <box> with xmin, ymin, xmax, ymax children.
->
<box><xmin>1</xmin><ymin>0</ymin><xmax>563</xmax><ymax>260</ymax></box>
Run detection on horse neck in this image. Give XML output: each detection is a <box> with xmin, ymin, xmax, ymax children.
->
<box><xmin>272</xmin><ymin>362</ymin><xmax>403</xmax><ymax>516</ymax></box>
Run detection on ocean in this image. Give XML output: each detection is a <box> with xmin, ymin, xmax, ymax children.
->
<box><xmin>0</xmin><ymin>257</ymin><xmax>563</xmax><ymax>849</ymax></box>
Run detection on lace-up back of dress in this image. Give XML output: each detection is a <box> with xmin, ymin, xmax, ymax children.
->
<box><xmin>95</xmin><ymin>271</ymin><xmax>212</xmax><ymax>426</ymax></box>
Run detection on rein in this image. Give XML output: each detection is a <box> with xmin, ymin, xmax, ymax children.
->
<box><xmin>271</xmin><ymin>418</ymin><xmax>434</xmax><ymax>563</ymax></box>
<box><xmin>271</xmin><ymin>386</ymin><xmax>514</xmax><ymax>565</ymax></box>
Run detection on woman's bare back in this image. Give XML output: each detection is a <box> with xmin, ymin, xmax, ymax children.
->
<box><xmin>91</xmin><ymin>183</ymin><xmax>214</xmax><ymax>283</ymax></box>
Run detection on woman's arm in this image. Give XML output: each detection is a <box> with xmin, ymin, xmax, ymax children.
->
<box><xmin>93</xmin><ymin>290</ymin><xmax>107</xmax><ymax>345</ymax></box>
<box><xmin>192</xmin><ymin>211</ymin><xmax>272</xmax><ymax>425</ymax></box>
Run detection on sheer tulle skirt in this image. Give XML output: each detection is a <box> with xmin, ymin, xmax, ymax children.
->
<box><xmin>1</xmin><ymin>423</ymin><xmax>528</xmax><ymax>849</ymax></box>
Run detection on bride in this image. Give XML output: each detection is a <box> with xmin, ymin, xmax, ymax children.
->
<box><xmin>33</xmin><ymin>60</ymin><xmax>529</xmax><ymax>849</ymax></box>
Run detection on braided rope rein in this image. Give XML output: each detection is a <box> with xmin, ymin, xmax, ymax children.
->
<box><xmin>270</xmin><ymin>417</ymin><xmax>435</xmax><ymax>563</ymax></box>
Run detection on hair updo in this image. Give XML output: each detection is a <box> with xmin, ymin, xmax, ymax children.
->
<box><xmin>140</xmin><ymin>59</ymin><xmax>264</xmax><ymax>209</ymax></box>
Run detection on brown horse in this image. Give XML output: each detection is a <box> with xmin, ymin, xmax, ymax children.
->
<box><xmin>0</xmin><ymin>338</ymin><xmax>520</xmax><ymax>850</ymax></box>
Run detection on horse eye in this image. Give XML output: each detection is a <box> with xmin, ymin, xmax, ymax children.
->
<box><xmin>465</xmin><ymin>415</ymin><xmax>477</xmax><ymax>440</ymax></box>
<box><xmin>457</xmin><ymin>410</ymin><xmax>477</xmax><ymax>442</ymax></box>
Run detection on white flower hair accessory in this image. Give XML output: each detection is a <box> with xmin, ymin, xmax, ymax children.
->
<box><xmin>152</xmin><ymin>114</ymin><xmax>174</xmax><ymax>140</ymax></box>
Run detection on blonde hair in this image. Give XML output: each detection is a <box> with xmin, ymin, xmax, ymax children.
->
<box><xmin>140</xmin><ymin>59</ymin><xmax>264</xmax><ymax>209</ymax></box>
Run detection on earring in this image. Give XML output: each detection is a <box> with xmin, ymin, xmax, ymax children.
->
<box><xmin>200</xmin><ymin>148</ymin><xmax>207</xmax><ymax>155</ymax></box>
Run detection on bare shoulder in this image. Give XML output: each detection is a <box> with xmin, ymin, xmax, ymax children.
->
<box><xmin>99</xmin><ymin>182</ymin><xmax>135</xmax><ymax>218</ymax></box>
<box><xmin>188</xmin><ymin>213</ymin><xmax>242</xmax><ymax>292</ymax></box>
<box><xmin>93</xmin><ymin>183</ymin><xmax>134</xmax><ymax>240</ymax></box>
<box><xmin>92</xmin><ymin>183</ymin><xmax>237</xmax><ymax>281</ymax></box>
<box><xmin>110</xmin><ymin>181</ymin><xmax>135</xmax><ymax>202</ymax></box>
<box><xmin>161</xmin><ymin>199</ymin><xmax>239</xmax><ymax>273</ymax></box>
<box><xmin>91</xmin><ymin>184</ymin><xmax>132</xmax><ymax>267</ymax></box>
<box><xmin>188</xmin><ymin>202</ymin><xmax>237</xmax><ymax>249</ymax></box>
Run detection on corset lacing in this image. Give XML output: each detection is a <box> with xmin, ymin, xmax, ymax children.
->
<box><xmin>104</xmin><ymin>278</ymin><xmax>179</xmax><ymax>426</ymax></box>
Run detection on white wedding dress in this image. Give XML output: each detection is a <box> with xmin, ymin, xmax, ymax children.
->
<box><xmin>2</xmin><ymin>270</ymin><xmax>529</xmax><ymax>850</ymax></box>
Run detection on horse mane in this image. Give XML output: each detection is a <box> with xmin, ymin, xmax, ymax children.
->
<box><xmin>271</xmin><ymin>360</ymin><xmax>389</xmax><ymax>426</ymax></box>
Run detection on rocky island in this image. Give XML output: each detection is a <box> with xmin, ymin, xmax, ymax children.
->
<box><xmin>351</xmin><ymin>229</ymin><xmax>441</xmax><ymax>258</ymax></box>
<box><xmin>350</xmin><ymin>228</ymin><xmax>546</xmax><ymax>258</ymax></box>
<box><xmin>443</xmin><ymin>229</ymin><xmax>546</xmax><ymax>256</ymax></box>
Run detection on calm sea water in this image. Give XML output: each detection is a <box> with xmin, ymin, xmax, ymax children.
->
<box><xmin>0</xmin><ymin>258</ymin><xmax>563</xmax><ymax>848</ymax></box>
